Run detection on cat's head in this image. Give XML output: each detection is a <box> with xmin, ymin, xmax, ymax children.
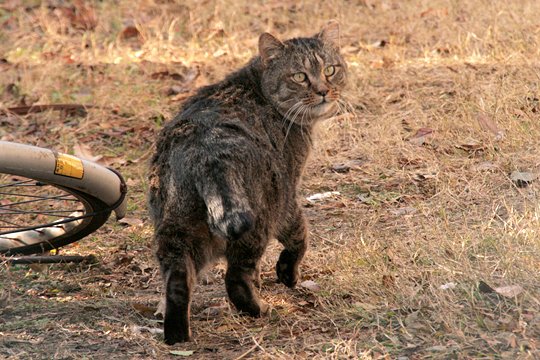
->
<box><xmin>259</xmin><ymin>21</ymin><xmax>348</xmax><ymax>124</ymax></box>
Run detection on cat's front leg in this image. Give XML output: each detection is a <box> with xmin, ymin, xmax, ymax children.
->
<box><xmin>276</xmin><ymin>207</ymin><xmax>308</xmax><ymax>288</ymax></box>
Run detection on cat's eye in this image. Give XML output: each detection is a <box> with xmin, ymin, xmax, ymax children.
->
<box><xmin>292</xmin><ymin>72</ymin><xmax>307</xmax><ymax>83</ymax></box>
<box><xmin>324</xmin><ymin>65</ymin><xmax>336</xmax><ymax>77</ymax></box>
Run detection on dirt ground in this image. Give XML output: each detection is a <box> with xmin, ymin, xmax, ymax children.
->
<box><xmin>1</xmin><ymin>1</ymin><xmax>540</xmax><ymax>359</ymax></box>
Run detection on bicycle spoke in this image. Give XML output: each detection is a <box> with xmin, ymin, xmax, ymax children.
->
<box><xmin>0</xmin><ymin>175</ymin><xmax>90</xmax><ymax>238</ymax></box>
<box><xmin>0</xmin><ymin>191</ymin><xmax>76</xmax><ymax>201</ymax></box>
<box><xmin>0</xmin><ymin>179</ymin><xmax>35</xmax><ymax>189</ymax></box>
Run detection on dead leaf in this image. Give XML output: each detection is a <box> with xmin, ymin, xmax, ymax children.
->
<box><xmin>131</xmin><ymin>325</ymin><xmax>163</xmax><ymax>335</ymax></box>
<box><xmin>370</xmin><ymin>56</ymin><xmax>394</xmax><ymax>69</ymax></box>
<box><xmin>155</xmin><ymin>298</ymin><xmax>165</xmax><ymax>318</ymax></box>
<box><xmin>170</xmin><ymin>350</ymin><xmax>194</xmax><ymax>356</ymax></box>
<box><xmin>55</xmin><ymin>1</ymin><xmax>97</xmax><ymax>31</ymax></box>
<box><xmin>196</xmin><ymin>304</ymin><xmax>228</xmax><ymax>318</ymax></box>
<box><xmin>306</xmin><ymin>191</ymin><xmax>340</xmax><ymax>202</ymax></box>
<box><xmin>382</xmin><ymin>274</ymin><xmax>395</xmax><ymax>288</ymax></box>
<box><xmin>412</xmin><ymin>171</ymin><xmax>438</xmax><ymax>181</ymax></box>
<box><xmin>390</xmin><ymin>207</ymin><xmax>417</xmax><ymax>216</ymax></box>
<box><xmin>426</xmin><ymin>345</ymin><xmax>448</xmax><ymax>352</ymax></box>
<box><xmin>132</xmin><ymin>303</ymin><xmax>157</xmax><ymax>318</ymax></box>
<box><xmin>300</xmin><ymin>280</ymin><xmax>321</xmax><ymax>292</ymax></box>
<box><xmin>494</xmin><ymin>285</ymin><xmax>524</xmax><ymax>298</ymax></box>
<box><xmin>73</xmin><ymin>142</ymin><xmax>103</xmax><ymax>162</ymax></box>
<box><xmin>121</xmin><ymin>25</ymin><xmax>140</xmax><ymax>40</ymax></box>
<box><xmin>0</xmin><ymin>289</ymin><xmax>10</xmax><ymax>308</ymax></box>
<box><xmin>480</xmin><ymin>333</ymin><xmax>501</xmax><ymax>347</ymax></box>
<box><xmin>510</xmin><ymin>171</ymin><xmax>536</xmax><ymax>188</ymax></box>
<box><xmin>472</xmin><ymin>161</ymin><xmax>498</xmax><ymax>172</ymax></box>
<box><xmin>408</xmin><ymin>127</ymin><xmax>434</xmax><ymax>146</ymax></box>
<box><xmin>151</xmin><ymin>71</ymin><xmax>185</xmax><ymax>81</ymax></box>
<box><xmin>368</xmin><ymin>40</ymin><xmax>387</xmax><ymax>49</ymax></box>
<box><xmin>99</xmin><ymin>156</ymin><xmax>127</xmax><ymax>167</ymax></box>
<box><xmin>118</xmin><ymin>217</ymin><xmax>144</xmax><ymax>227</ymax></box>
<box><xmin>456</xmin><ymin>138</ymin><xmax>485</xmax><ymax>152</ymax></box>
<box><xmin>0</xmin><ymin>104</ymin><xmax>90</xmax><ymax>116</ymax></box>
<box><xmin>405</xmin><ymin>311</ymin><xmax>428</xmax><ymax>332</ymax></box>
<box><xmin>330</xmin><ymin>159</ymin><xmax>366</xmax><ymax>173</ymax></box>
<box><xmin>439</xmin><ymin>282</ymin><xmax>456</xmax><ymax>290</ymax></box>
<box><xmin>212</xmin><ymin>49</ymin><xmax>226</xmax><ymax>58</ymax></box>
<box><xmin>477</xmin><ymin>113</ymin><xmax>504</xmax><ymax>140</ymax></box>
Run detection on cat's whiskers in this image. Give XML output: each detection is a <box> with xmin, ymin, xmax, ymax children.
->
<box><xmin>283</xmin><ymin>103</ymin><xmax>307</xmax><ymax>144</ymax></box>
<box><xmin>299</xmin><ymin>105</ymin><xmax>312</xmax><ymax>142</ymax></box>
<box><xmin>281</xmin><ymin>101</ymin><xmax>303</xmax><ymax>128</ymax></box>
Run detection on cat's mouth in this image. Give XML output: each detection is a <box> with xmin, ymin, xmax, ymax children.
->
<box><xmin>310</xmin><ymin>100</ymin><xmax>336</xmax><ymax>117</ymax></box>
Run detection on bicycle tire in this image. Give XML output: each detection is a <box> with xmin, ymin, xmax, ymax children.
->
<box><xmin>0</xmin><ymin>141</ymin><xmax>127</xmax><ymax>256</ymax></box>
<box><xmin>0</xmin><ymin>179</ymin><xmax>111</xmax><ymax>256</ymax></box>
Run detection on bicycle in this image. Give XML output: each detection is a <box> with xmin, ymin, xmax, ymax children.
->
<box><xmin>0</xmin><ymin>140</ymin><xmax>127</xmax><ymax>260</ymax></box>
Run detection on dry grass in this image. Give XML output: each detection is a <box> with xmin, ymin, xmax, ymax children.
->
<box><xmin>1</xmin><ymin>0</ymin><xmax>540</xmax><ymax>359</ymax></box>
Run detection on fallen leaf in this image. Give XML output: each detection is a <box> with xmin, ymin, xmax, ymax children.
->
<box><xmin>480</xmin><ymin>333</ymin><xmax>501</xmax><ymax>347</ymax></box>
<box><xmin>456</xmin><ymin>138</ymin><xmax>485</xmax><ymax>152</ymax></box>
<box><xmin>330</xmin><ymin>159</ymin><xmax>366</xmax><ymax>173</ymax></box>
<box><xmin>154</xmin><ymin>298</ymin><xmax>165</xmax><ymax>318</ymax></box>
<box><xmin>196</xmin><ymin>305</ymin><xmax>227</xmax><ymax>318</ymax></box>
<box><xmin>300</xmin><ymin>280</ymin><xmax>321</xmax><ymax>292</ymax></box>
<box><xmin>170</xmin><ymin>350</ymin><xmax>194</xmax><ymax>356</ymax></box>
<box><xmin>510</xmin><ymin>171</ymin><xmax>536</xmax><ymax>188</ymax></box>
<box><xmin>212</xmin><ymin>49</ymin><xmax>226</xmax><ymax>58</ymax></box>
<box><xmin>55</xmin><ymin>1</ymin><xmax>98</xmax><ymax>31</ymax></box>
<box><xmin>370</xmin><ymin>57</ymin><xmax>394</xmax><ymax>69</ymax></box>
<box><xmin>99</xmin><ymin>155</ymin><xmax>127</xmax><ymax>167</ymax></box>
<box><xmin>494</xmin><ymin>285</ymin><xmax>524</xmax><ymax>298</ymax></box>
<box><xmin>477</xmin><ymin>113</ymin><xmax>504</xmax><ymax>140</ymax></box>
<box><xmin>330</xmin><ymin>164</ymin><xmax>350</xmax><ymax>173</ymax></box>
<box><xmin>121</xmin><ymin>25</ymin><xmax>140</xmax><ymax>40</ymax></box>
<box><xmin>0</xmin><ymin>104</ymin><xmax>90</xmax><ymax>116</ymax></box>
<box><xmin>408</xmin><ymin>127</ymin><xmax>434</xmax><ymax>146</ymax></box>
<box><xmin>390</xmin><ymin>207</ymin><xmax>417</xmax><ymax>216</ymax></box>
<box><xmin>353</xmin><ymin>302</ymin><xmax>378</xmax><ymax>311</ymax></box>
<box><xmin>472</xmin><ymin>161</ymin><xmax>498</xmax><ymax>172</ymax></box>
<box><xmin>370</xmin><ymin>40</ymin><xmax>388</xmax><ymax>48</ymax></box>
<box><xmin>405</xmin><ymin>311</ymin><xmax>428</xmax><ymax>332</ymax></box>
<box><xmin>412</xmin><ymin>171</ymin><xmax>438</xmax><ymax>181</ymax></box>
<box><xmin>118</xmin><ymin>217</ymin><xmax>144</xmax><ymax>227</ymax></box>
<box><xmin>306</xmin><ymin>191</ymin><xmax>340</xmax><ymax>202</ymax></box>
<box><xmin>382</xmin><ymin>274</ymin><xmax>395</xmax><ymax>288</ymax></box>
<box><xmin>426</xmin><ymin>345</ymin><xmax>448</xmax><ymax>352</ymax></box>
<box><xmin>73</xmin><ymin>142</ymin><xmax>103</xmax><ymax>162</ymax></box>
<box><xmin>132</xmin><ymin>303</ymin><xmax>157</xmax><ymax>318</ymax></box>
<box><xmin>151</xmin><ymin>71</ymin><xmax>185</xmax><ymax>81</ymax></box>
<box><xmin>131</xmin><ymin>325</ymin><xmax>163</xmax><ymax>335</ymax></box>
<box><xmin>439</xmin><ymin>282</ymin><xmax>456</xmax><ymax>290</ymax></box>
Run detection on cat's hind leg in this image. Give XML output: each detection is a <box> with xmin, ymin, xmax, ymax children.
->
<box><xmin>276</xmin><ymin>207</ymin><xmax>308</xmax><ymax>288</ymax></box>
<box><xmin>225</xmin><ymin>239</ymin><xmax>269</xmax><ymax>317</ymax></box>
<box><xmin>156</xmin><ymin>239</ymin><xmax>197</xmax><ymax>344</ymax></box>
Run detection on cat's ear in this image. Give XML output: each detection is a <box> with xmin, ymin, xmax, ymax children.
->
<box><xmin>318</xmin><ymin>20</ymin><xmax>340</xmax><ymax>49</ymax></box>
<box><xmin>259</xmin><ymin>32</ymin><xmax>285</xmax><ymax>66</ymax></box>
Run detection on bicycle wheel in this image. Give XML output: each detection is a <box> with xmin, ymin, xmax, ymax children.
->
<box><xmin>0</xmin><ymin>140</ymin><xmax>127</xmax><ymax>256</ymax></box>
<box><xmin>0</xmin><ymin>174</ymin><xmax>111</xmax><ymax>256</ymax></box>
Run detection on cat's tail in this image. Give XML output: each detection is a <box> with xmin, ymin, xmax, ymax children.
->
<box><xmin>196</xmin><ymin>177</ymin><xmax>254</xmax><ymax>241</ymax></box>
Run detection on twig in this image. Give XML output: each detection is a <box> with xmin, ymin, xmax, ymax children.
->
<box><xmin>234</xmin><ymin>334</ymin><xmax>264</xmax><ymax>360</ymax></box>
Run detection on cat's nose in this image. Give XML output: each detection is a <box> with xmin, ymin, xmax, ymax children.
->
<box><xmin>316</xmin><ymin>89</ymin><xmax>329</xmax><ymax>97</ymax></box>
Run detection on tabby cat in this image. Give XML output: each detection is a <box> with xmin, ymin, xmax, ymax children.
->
<box><xmin>148</xmin><ymin>21</ymin><xmax>348</xmax><ymax>344</ymax></box>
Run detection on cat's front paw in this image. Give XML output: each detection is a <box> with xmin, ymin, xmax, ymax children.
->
<box><xmin>276</xmin><ymin>250</ymin><xmax>300</xmax><ymax>288</ymax></box>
